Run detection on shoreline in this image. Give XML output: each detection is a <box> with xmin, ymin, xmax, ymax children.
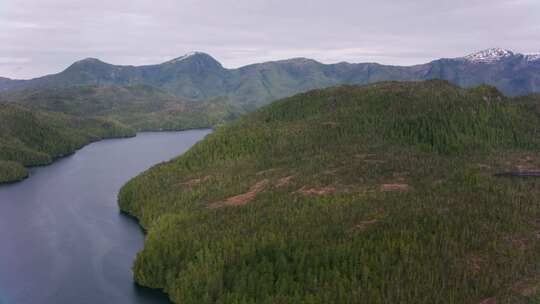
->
<box><xmin>0</xmin><ymin>128</ymin><xmax>212</xmax><ymax>186</ymax></box>
<box><xmin>0</xmin><ymin>129</ymin><xmax>208</xmax><ymax>304</ymax></box>
<box><xmin>0</xmin><ymin>133</ymin><xmax>136</xmax><ymax>186</ymax></box>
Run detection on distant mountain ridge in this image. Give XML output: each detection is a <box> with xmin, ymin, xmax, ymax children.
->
<box><xmin>2</xmin><ymin>48</ymin><xmax>540</xmax><ymax>104</ymax></box>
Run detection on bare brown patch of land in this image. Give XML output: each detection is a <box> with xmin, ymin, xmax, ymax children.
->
<box><xmin>504</xmin><ymin>235</ymin><xmax>531</xmax><ymax>252</ymax></box>
<box><xmin>465</xmin><ymin>253</ymin><xmax>485</xmax><ymax>276</ymax></box>
<box><xmin>479</xmin><ymin>297</ymin><xmax>497</xmax><ymax>304</ymax></box>
<box><xmin>352</xmin><ymin>219</ymin><xmax>379</xmax><ymax>232</ymax></box>
<box><xmin>477</xmin><ymin>164</ymin><xmax>492</xmax><ymax>169</ymax></box>
<box><xmin>256</xmin><ymin>168</ymin><xmax>279</xmax><ymax>176</ymax></box>
<box><xmin>296</xmin><ymin>186</ymin><xmax>337</xmax><ymax>196</ymax></box>
<box><xmin>500</xmin><ymin>153</ymin><xmax>540</xmax><ymax>173</ymax></box>
<box><xmin>513</xmin><ymin>277</ymin><xmax>540</xmax><ymax>297</ymax></box>
<box><xmin>380</xmin><ymin>184</ymin><xmax>409</xmax><ymax>192</ymax></box>
<box><xmin>322</xmin><ymin>169</ymin><xmax>339</xmax><ymax>176</ymax></box>
<box><xmin>208</xmin><ymin>180</ymin><xmax>269</xmax><ymax>209</ymax></box>
<box><xmin>275</xmin><ymin>175</ymin><xmax>294</xmax><ymax>187</ymax></box>
<box><xmin>178</xmin><ymin>176</ymin><xmax>210</xmax><ymax>188</ymax></box>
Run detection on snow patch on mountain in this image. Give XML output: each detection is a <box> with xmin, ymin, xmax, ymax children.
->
<box><xmin>463</xmin><ymin>48</ymin><xmax>516</xmax><ymax>63</ymax></box>
<box><xmin>462</xmin><ymin>48</ymin><xmax>515</xmax><ymax>63</ymax></box>
<box><xmin>459</xmin><ymin>48</ymin><xmax>540</xmax><ymax>63</ymax></box>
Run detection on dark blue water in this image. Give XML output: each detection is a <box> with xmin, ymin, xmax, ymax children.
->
<box><xmin>0</xmin><ymin>130</ymin><xmax>211</xmax><ymax>304</ymax></box>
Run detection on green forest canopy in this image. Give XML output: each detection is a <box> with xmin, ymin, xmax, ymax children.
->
<box><xmin>120</xmin><ymin>80</ymin><xmax>540</xmax><ymax>304</ymax></box>
<box><xmin>0</xmin><ymin>103</ymin><xmax>134</xmax><ymax>183</ymax></box>
<box><xmin>0</xmin><ymin>85</ymin><xmax>243</xmax><ymax>131</ymax></box>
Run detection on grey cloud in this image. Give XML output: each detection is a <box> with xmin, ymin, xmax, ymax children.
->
<box><xmin>1</xmin><ymin>0</ymin><xmax>539</xmax><ymax>78</ymax></box>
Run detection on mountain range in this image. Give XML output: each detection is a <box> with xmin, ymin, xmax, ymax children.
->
<box><xmin>1</xmin><ymin>48</ymin><xmax>540</xmax><ymax>107</ymax></box>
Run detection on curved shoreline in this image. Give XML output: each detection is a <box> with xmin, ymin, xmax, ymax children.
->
<box><xmin>0</xmin><ymin>128</ymin><xmax>214</xmax><ymax>185</ymax></box>
<box><xmin>0</xmin><ymin>133</ymin><xmax>136</xmax><ymax>185</ymax></box>
<box><xmin>0</xmin><ymin>130</ymin><xmax>211</xmax><ymax>304</ymax></box>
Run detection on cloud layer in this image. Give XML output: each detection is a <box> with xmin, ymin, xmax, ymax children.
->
<box><xmin>1</xmin><ymin>0</ymin><xmax>539</xmax><ymax>79</ymax></box>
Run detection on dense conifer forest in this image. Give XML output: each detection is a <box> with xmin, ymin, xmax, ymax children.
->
<box><xmin>0</xmin><ymin>85</ymin><xmax>242</xmax><ymax>131</ymax></box>
<box><xmin>0</xmin><ymin>103</ymin><xmax>134</xmax><ymax>183</ymax></box>
<box><xmin>0</xmin><ymin>85</ymin><xmax>242</xmax><ymax>184</ymax></box>
<box><xmin>120</xmin><ymin>80</ymin><xmax>540</xmax><ymax>303</ymax></box>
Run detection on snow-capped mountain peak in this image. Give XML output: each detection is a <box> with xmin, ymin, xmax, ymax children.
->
<box><xmin>463</xmin><ymin>48</ymin><xmax>515</xmax><ymax>63</ymax></box>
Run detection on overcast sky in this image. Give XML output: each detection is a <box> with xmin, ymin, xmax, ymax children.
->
<box><xmin>1</xmin><ymin>0</ymin><xmax>540</xmax><ymax>79</ymax></box>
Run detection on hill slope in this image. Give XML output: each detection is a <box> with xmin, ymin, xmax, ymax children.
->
<box><xmin>2</xmin><ymin>49</ymin><xmax>540</xmax><ymax>105</ymax></box>
<box><xmin>0</xmin><ymin>103</ymin><xmax>134</xmax><ymax>183</ymax></box>
<box><xmin>0</xmin><ymin>85</ymin><xmax>243</xmax><ymax>131</ymax></box>
<box><xmin>119</xmin><ymin>80</ymin><xmax>540</xmax><ymax>304</ymax></box>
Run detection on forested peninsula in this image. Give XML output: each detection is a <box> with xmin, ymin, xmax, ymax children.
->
<box><xmin>119</xmin><ymin>80</ymin><xmax>540</xmax><ymax>303</ymax></box>
<box><xmin>0</xmin><ymin>103</ymin><xmax>134</xmax><ymax>183</ymax></box>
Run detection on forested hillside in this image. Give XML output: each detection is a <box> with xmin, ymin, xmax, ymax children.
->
<box><xmin>0</xmin><ymin>103</ymin><xmax>134</xmax><ymax>183</ymax></box>
<box><xmin>0</xmin><ymin>85</ymin><xmax>242</xmax><ymax>131</ymax></box>
<box><xmin>120</xmin><ymin>80</ymin><xmax>540</xmax><ymax>303</ymax></box>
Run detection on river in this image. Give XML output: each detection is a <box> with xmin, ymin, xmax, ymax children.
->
<box><xmin>0</xmin><ymin>130</ymin><xmax>211</xmax><ymax>304</ymax></box>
